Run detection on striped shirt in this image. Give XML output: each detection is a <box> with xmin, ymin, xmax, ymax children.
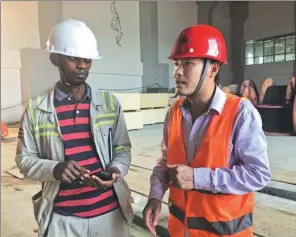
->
<box><xmin>53</xmin><ymin>84</ymin><xmax>120</xmax><ymax>218</ymax></box>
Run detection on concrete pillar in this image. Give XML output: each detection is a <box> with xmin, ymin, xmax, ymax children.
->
<box><xmin>139</xmin><ymin>2</ymin><xmax>169</xmax><ymax>92</ymax></box>
<box><xmin>230</xmin><ymin>2</ymin><xmax>248</xmax><ymax>86</ymax></box>
<box><xmin>197</xmin><ymin>1</ymin><xmax>218</xmax><ymax>25</ymax></box>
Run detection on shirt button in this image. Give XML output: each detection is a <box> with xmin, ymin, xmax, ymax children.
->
<box><xmin>76</xmin><ymin>110</ymin><xmax>80</xmax><ymax>114</ymax></box>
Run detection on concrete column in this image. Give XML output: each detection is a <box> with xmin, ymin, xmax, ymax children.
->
<box><xmin>38</xmin><ymin>1</ymin><xmax>63</xmax><ymax>49</ymax></box>
<box><xmin>197</xmin><ymin>1</ymin><xmax>218</xmax><ymax>25</ymax></box>
<box><xmin>230</xmin><ymin>2</ymin><xmax>248</xmax><ymax>86</ymax></box>
<box><xmin>139</xmin><ymin>2</ymin><xmax>169</xmax><ymax>92</ymax></box>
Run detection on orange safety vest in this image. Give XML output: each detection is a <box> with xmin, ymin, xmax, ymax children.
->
<box><xmin>167</xmin><ymin>94</ymin><xmax>254</xmax><ymax>237</ymax></box>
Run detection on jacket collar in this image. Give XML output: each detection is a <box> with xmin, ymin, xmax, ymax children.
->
<box><xmin>38</xmin><ymin>83</ymin><xmax>104</xmax><ymax>113</ymax></box>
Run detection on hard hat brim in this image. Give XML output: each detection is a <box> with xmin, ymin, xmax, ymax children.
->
<box><xmin>45</xmin><ymin>49</ymin><xmax>103</xmax><ymax>60</ymax></box>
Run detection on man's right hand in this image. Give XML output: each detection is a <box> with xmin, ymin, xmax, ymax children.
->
<box><xmin>53</xmin><ymin>160</ymin><xmax>90</xmax><ymax>184</ymax></box>
<box><xmin>142</xmin><ymin>198</ymin><xmax>162</xmax><ymax>236</ymax></box>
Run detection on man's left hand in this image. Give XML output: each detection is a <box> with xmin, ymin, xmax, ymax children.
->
<box><xmin>167</xmin><ymin>164</ymin><xmax>194</xmax><ymax>190</ymax></box>
<box><xmin>83</xmin><ymin>167</ymin><xmax>121</xmax><ymax>189</ymax></box>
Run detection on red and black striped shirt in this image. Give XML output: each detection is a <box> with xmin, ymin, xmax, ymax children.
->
<box><xmin>53</xmin><ymin>86</ymin><xmax>119</xmax><ymax>218</ymax></box>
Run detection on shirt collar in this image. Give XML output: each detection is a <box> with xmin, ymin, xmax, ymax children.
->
<box><xmin>54</xmin><ymin>83</ymin><xmax>91</xmax><ymax>101</ymax></box>
<box><xmin>181</xmin><ymin>86</ymin><xmax>226</xmax><ymax>115</ymax></box>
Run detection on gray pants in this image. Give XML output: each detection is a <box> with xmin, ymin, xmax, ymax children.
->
<box><xmin>46</xmin><ymin>209</ymin><xmax>130</xmax><ymax>237</ymax></box>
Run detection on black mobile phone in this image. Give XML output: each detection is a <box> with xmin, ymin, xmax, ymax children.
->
<box><xmin>93</xmin><ymin>170</ymin><xmax>113</xmax><ymax>181</ymax></box>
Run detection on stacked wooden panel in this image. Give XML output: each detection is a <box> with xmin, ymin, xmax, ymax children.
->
<box><xmin>112</xmin><ymin>93</ymin><xmax>143</xmax><ymax>131</ymax></box>
<box><xmin>140</xmin><ymin>93</ymin><xmax>169</xmax><ymax>125</ymax></box>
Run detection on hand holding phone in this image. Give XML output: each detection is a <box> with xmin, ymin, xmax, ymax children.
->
<box><xmin>74</xmin><ymin>169</ymin><xmax>120</xmax><ymax>189</ymax></box>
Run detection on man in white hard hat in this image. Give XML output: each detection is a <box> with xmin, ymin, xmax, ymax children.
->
<box><xmin>15</xmin><ymin>19</ymin><xmax>133</xmax><ymax>237</ymax></box>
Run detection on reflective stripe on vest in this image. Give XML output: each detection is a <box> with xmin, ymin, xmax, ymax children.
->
<box><xmin>95</xmin><ymin>91</ymin><xmax>116</xmax><ymax>128</ymax></box>
<box><xmin>169</xmin><ymin>201</ymin><xmax>253</xmax><ymax>235</ymax></box>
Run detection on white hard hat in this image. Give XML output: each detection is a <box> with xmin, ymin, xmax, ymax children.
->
<box><xmin>46</xmin><ymin>19</ymin><xmax>102</xmax><ymax>60</ymax></box>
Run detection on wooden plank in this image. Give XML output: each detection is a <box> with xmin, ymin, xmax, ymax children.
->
<box><xmin>126</xmin><ymin>166</ymin><xmax>169</xmax><ymax>202</ymax></box>
<box><xmin>139</xmin><ymin>149</ymin><xmax>161</xmax><ymax>159</ymax></box>
<box><xmin>124</xmin><ymin>111</ymin><xmax>144</xmax><ymax>131</ymax></box>
<box><xmin>253</xmin><ymin>205</ymin><xmax>296</xmax><ymax>237</ymax></box>
<box><xmin>271</xmin><ymin>167</ymin><xmax>296</xmax><ymax>185</ymax></box>
<box><xmin>131</xmin><ymin>155</ymin><xmax>158</xmax><ymax>170</ymax></box>
<box><xmin>5</xmin><ymin>168</ymin><xmax>24</xmax><ymax>179</ymax></box>
<box><xmin>113</xmin><ymin>93</ymin><xmax>141</xmax><ymax>111</ymax></box>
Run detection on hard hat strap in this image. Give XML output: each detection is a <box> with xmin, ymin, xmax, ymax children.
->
<box><xmin>190</xmin><ymin>59</ymin><xmax>210</xmax><ymax>96</ymax></box>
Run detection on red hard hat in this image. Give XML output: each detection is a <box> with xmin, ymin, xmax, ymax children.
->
<box><xmin>168</xmin><ymin>24</ymin><xmax>228</xmax><ymax>64</ymax></box>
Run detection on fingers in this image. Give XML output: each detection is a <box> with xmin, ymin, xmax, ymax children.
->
<box><xmin>152</xmin><ymin>208</ymin><xmax>160</xmax><ymax>227</ymax></box>
<box><xmin>112</xmin><ymin>172</ymin><xmax>120</xmax><ymax>180</ymax></box>
<box><xmin>71</xmin><ymin>161</ymin><xmax>90</xmax><ymax>176</ymax></box>
<box><xmin>82</xmin><ymin>174</ymin><xmax>97</xmax><ymax>188</ymax></box>
<box><xmin>91</xmin><ymin>175</ymin><xmax>117</xmax><ymax>189</ymax></box>
<box><xmin>64</xmin><ymin>169</ymin><xmax>77</xmax><ymax>182</ymax></box>
<box><xmin>144</xmin><ymin>208</ymin><xmax>156</xmax><ymax>235</ymax></box>
<box><xmin>61</xmin><ymin>173</ymin><xmax>73</xmax><ymax>184</ymax></box>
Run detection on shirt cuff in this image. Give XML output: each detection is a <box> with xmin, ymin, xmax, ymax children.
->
<box><xmin>108</xmin><ymin>163</ymin><xmax>128</xmax><ymax>177</ymax></box>
<box><xmin>193</xmin><ymin>167</ymin><xmax>213</xmax><ymax>191</ymax></box>
<box><xmin>148</xmin><ymin>186</ymin><xmax>165</xmax><ymax>201</ymax></box>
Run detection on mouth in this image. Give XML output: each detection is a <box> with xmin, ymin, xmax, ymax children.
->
<box><xmin>176</xmin><ymin>80</ymin><xmax>186</xmax><ymax>88</ymax></box>
<box><xmin>76</xmin><ymin>73</ymin><xmax>88</xmax><ymax>80</ymax></box>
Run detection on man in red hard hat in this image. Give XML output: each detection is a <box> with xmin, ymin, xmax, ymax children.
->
<box><xmin>142</xmin><ymin>24</ymin><xmax>271</xmax><ymax>237</ymax></box>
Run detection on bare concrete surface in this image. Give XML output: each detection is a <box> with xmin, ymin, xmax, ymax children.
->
<box><xmin>2</xmin><ymin>124</ymin><xmax>296</xmax><ymax>237</ymax></box>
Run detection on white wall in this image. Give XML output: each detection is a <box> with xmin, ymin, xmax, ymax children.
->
<box><xmin>1</xmin><ymin>1</ymin><xmax>40</xmax><ymax>123</ymax></box>
<box><xmin>61</xmin><ymin>1</ymin><xmax>143</xmax><ymax>92</ymax></box>
<box><xmin>157</xmin><ymin>1</ymin><xmax>198</xmax><ymax>89</ymax></box>
<box><xmin>244</xmin><ymin>2</ymin><xmax>295</xmax><ymax>87</ymax></box>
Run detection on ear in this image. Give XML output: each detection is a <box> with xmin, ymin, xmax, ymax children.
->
<box><xmin>209</xmin><ymin>62</ymin><xmax>220</xmax><ymax>78</ymax></box>
<box><xmin>49</xmin><ymin>53</ymin><xmax>59</xmax><ymax>67</ymax></box>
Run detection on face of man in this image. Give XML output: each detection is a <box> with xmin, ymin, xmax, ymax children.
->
<box><xmin>173</xmin><ymin>58</ymin><xmax>219</xmax><ymax>97</ymax></box>
<box><xmin>51</xmin><ymin>54</ymin><xmax>92</xmax><ymax>87</ymax></box>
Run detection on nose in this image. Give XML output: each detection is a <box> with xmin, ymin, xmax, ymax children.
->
<box><xmin>76</xmin><ymin>59</ymin><xmax>89</xmax><ymax>70</ymax></box>
<box><xmin>174</xmin><ymin>64</ymin><xmax>184</xmax><ymax>77</ymax></box>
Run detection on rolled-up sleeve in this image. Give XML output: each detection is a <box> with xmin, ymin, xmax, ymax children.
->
<box><xmin>194</xmin><ymin>100</ymin><xmax>271</xmax><ymax>194</ymax></box>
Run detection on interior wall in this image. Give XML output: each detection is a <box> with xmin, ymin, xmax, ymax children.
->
<box><xmin>1</xmin><ymin>1</ymin><xmax>40</xmax><ymax>123</ymax></box>
<box><xmin>61</xmin><ymin>1</ymin><xmax>143</xmax><ymax>92</ymax></box>
<box><xmin>157</xmin><ymin>1</ymin><xmax>198</xmax><ymax>89</ymax></box>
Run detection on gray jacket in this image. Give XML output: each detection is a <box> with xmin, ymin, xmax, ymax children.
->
<box><xmin>15</xmin><ymin>86</ymin><xmax>134</xmax><ymax>237</ymax></box>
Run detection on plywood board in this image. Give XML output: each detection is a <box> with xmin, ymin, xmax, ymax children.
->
<box><xmin>126</xmin><ymin>166</ymin><xmax>169</xmax><ymax>202</ymax></box>
<box><xmin>140</xmin><ymin>94</ymin><xmax>169</xmax><ymax>109</ymax></box>
<box><xmin>153</xmin><ymin>108</ymin><xmax>167</xmax><ymax>123</ymax></box>
<box><xmin>139</xmin><ymin>149</ymin><xmax>161</xmax><ymax>159</ymax></box>
<box><xmin>131</xmin><ymin>155</ymin><xmax>159</xmax><ymax>170</ymax></box>
<box><xmin>113</xmin><ymin>93</ymin><xmax>141</xmax><ymax>111</ymax></box>
<box><xmin>271</xmin><ymin>167</ymin><xmax>296</xmax><ymax>185</ymax></box>
<box><xmin>141</xmin><ymin>109</ymin><xmax>155</xmax><ymax>125</ymax></box>
<box><xmin>253</xmin><ymin>204</ymin><xmax>296</xmax><ymax>237</ymax></box>
<box><xmin>124</xmin><ymin>111</ymin><xmax>143</xmax><ymax>130</ymax></box>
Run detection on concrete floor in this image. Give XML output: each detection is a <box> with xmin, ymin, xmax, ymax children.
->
<box><xmin>1</xmin><ymin>124</ymin><xmax>296</xmax><ymax>237</ymax></box>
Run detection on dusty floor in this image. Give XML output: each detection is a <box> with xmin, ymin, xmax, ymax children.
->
<box><xmin>1</xmin><ymin>124</ymin><xmax>296</xmax><ymax>237</ymax></box>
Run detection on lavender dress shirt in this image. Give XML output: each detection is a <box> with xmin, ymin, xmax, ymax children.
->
<box><xmin>149</xmin><ymin>86</ymin><xmax>271</xmax><ymax>201</ymax></box>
